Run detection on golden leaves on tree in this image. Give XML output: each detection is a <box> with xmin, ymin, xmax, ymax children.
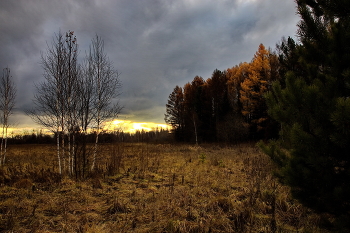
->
<box><xmin>227</xmin><ymin>44</ymin><xmax>279</xmax><ymax>131</ymax></box>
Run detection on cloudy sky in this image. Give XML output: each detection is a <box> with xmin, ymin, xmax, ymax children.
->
<box><xmin>0</xmin><ymin>0</ymin><xmax>300</xmax><ymax>132</ymax></box>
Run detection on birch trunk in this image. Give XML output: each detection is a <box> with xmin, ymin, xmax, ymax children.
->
<box><xmin>56</xmin><ymin>130</ymin><xmax>62</xmax><ymax>174</ymax></box>
<box><xmin>91</xmin><ymin>128</ymin><xmax>99</xmax><ymax>171</ymax></box>
<box><xmin>0</xmin><ymin>126</ymin><xmax>4</xmax><ymax>166</ymax></box>
<box><xmin>3</xmin><ymin>127</ymin><xmax>8</xmax><ymax>164</ymax></box>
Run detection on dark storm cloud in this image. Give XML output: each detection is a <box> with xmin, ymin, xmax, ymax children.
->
<box><xmin>0</xmin><ymin>0</ymin><xmax>299</xmax><ymax>127</ymax></box>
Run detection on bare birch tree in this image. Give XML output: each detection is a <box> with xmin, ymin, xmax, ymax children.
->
<box><xmin>87</xmin><ymin>35</ymin><xmax>122</xmax><ymax>170</ymax></box>
<box><xmin>62</xmin><ymin>31</ymin><xmax>79</xmax><ymax>175</ymax></box>
<box><xmin>75</xmin><ymin>56</ymin><xmax>95</xmax><ymax>178</ymax></box>
<box><xmin>28</xmin><ymin>30</ymin><xmax>78</xmax><ymax>175</ymax></box>
<box><xmin>0</xmin><ymin>67</ymin><xmax>16</xmax><ymax>166</ymax></box>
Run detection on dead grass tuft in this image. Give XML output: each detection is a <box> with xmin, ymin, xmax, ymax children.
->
<box><xmin>13</xmin><ymin>178</ymin><xmax>33</xmax><ymax>189</ymax></box>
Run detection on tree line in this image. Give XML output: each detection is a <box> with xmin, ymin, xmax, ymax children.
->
<box><xmin>7</xmin><ymin>128</ymin><xmax>170</xmax><ymax>144</ymax></box>
<box><xmin>165</xmin><ymin>43</ymin><xmax>279</xmax><ymax>143</ymax></box>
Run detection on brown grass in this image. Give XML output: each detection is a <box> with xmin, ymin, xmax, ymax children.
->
<box><xmin>0</xmin><ymin>143</ymin><xmax>329</xmax><ymax>232</ymax></box>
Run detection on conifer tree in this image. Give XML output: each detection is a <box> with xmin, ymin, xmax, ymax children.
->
<box><xmin>206</xmin><ymin>69</ymin><xmax>230</xmax><ymax>141</ymax></box>
<box><xmin>276</xmin><ymin>37</ymin><xmax>303</xmax><ymax>84</ymax></box>
<box><xmin>207</xmin><ymin>69</ymin><xmax>230</xmax><ymax>121</ymax></box>
<box><xmin>260</xmin><ymin>0</ymin><xmax>350</xmax><ymax>227</ymax></box>
<box><xmin>183</xmin><ymin>76</ymin><xmax>206</xmax><ymax>144</ymax></box>
<box><xmin>240</xmin><ymin>44</ymin><xmax>279</xmax><ymax>138</ymax></box>
<box><xmin>226</xmin><ymin>63</ymin><xmax>251</xmax><ymax>141</ymax></box>
<box><xmin>165</xmin><ymin>86</ymin><xmax>185</xmax><ymax>141</ymax></box>
<box><xmin>240</xmin><ymin>44</ymin><xmax>269</xmax><ymax>120</ymax></box>
<box><xmin>227</xmin><ymin>62</ymin><xmax>251</xmax><ymax>113</ymax></box>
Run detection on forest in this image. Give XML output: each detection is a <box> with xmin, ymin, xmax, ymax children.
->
<box><xmin>165</xmin><ymin>43</ymin><xmax>279</xmax><ymax>143</ymax></box>
<box><xmin>164</xmin><ymin>0</ymin><xmax>350</xmax><ymax>231</ymax></box>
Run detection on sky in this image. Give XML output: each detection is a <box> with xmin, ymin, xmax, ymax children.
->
<box><xmin>0</xmin><ymin>0</ymin><xmax>300</xmax><ymax>133</ymax></box>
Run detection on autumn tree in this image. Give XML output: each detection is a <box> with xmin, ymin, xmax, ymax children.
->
<box><xmin>240</xmin><ymin>44</ymin><xmax>279</xmax><ymax>138</ymax></box>
<box><xmin>225</xmin><ymin>63</ymin><xmax>251</xmax><ymax>141</ymax></box>
<box><xmin>260</xmin><ymin>0</ymin><xmax>350</xmax><ymax>229</ymax></box>
<box><xmin>0</xmin><ymin>67</ymin><xmax>16</xmax><ymax>166</ymax></box>
<box><xmin>227</xmin><ymin>62</ymin><xmax>250</xmax><ymax>113</ymax></box>
<box><xmin>165</xmin><ymin>47</ymin><xmax>280</xmax><ymax>142</ymax></box>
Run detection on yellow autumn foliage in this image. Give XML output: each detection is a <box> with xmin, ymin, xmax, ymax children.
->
<box><xmin>227</xmin><ymin>44</ymin><xmax>279</xmax><ymax>129</ymax></box>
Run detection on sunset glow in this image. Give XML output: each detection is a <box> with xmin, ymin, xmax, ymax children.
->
<box><xmin>5</xmin><ymin>120</ymin><xmax>169</xmax><ymax>136</ymax></box>
<box><xmin>104</xmin><ymin>120</ymin><xmax>169</xmax><ymax>133</ymax></box>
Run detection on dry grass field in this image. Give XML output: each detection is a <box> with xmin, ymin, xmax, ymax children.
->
<box><xmin>0</xmin><ymin>143</ymin><xmax>329</xmax><ymax>232</ymax></box>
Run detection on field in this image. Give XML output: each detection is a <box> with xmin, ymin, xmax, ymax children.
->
<box><xmin>0</xmin><ymin>143</ymin><xmax>329</xmax><ymax>232</ymax></box>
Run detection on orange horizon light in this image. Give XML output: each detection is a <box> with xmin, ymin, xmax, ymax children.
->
<box><xmin>5</xmin><ymin>120</ymin><xmax>169</xmax><ymax>136</ymax></box>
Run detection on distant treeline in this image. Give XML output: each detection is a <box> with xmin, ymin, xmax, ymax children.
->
<box><xmin>6</xmin><ymin>128</ymin><xmax>171</xmax><ymax>144</ymax></box>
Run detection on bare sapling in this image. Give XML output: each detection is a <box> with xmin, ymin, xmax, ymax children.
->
<box><xmin>0</xmin><ymin>67</ymin><xmax>16</xmax><ymax>166</ymax></box>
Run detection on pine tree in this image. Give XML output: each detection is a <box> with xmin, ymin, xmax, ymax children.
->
<box><xmin>260</xmin><ymin>0</ymin><xmax>350</xmax><ymax>228</ymax></box>
<box><xmin>276</xmin><ymin>37</ymin><xmax>304</xmax><ymax>84</ymax></box>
